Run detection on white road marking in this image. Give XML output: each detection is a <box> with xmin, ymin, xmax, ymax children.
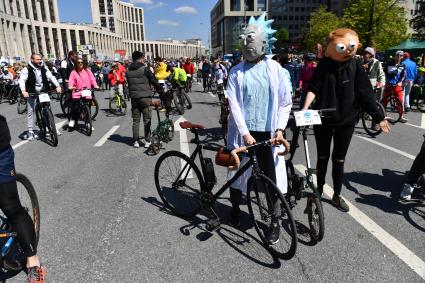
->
<box><xmin>405</xmin><ymin>123</ymin><xmax>424</xmax><ymax>130</ymax></box>
<box><xmin>294</xmin><ymin>164</ymin><xmax>425</xmax><ymax>280</ymax></box>
<box><xmin>208</xmin><ymin>92</ymin><xmax>216</xmax><ymax>98</ymax></box>
<box><xmin>94</xmin><ymin>125</ymin><xmax>120</xmax><ymax>147</ymax></box>
<box><xmin>174</xmin><ymin>116</ymin><xmax>193</xmax><ymax>178</ymax></box>
<box><xmin>12</xmin><ymin>120</ymin><xmax>67</xmax><ymax>149</ymax></box>
<box><xmin>355</xmin><ymin>135</ymin><xmax>415</xmax><ymax>160</ymax></box>
<box><xmin>422</xmin><ymin>114</ymin><xmax>425</xmax><ymax>129</ymax></box>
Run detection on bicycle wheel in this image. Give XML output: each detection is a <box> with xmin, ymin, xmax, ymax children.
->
<box><xmin>183</xmin><ymin>91</ymin><xmax>192</xmax><ymax>110</ymax></box>
<box><xmin>91</xmin><ymin>97</ymin><xmax>99</xmax><ymax>120</ymax></box>
<box><xmin>149</xmin><ymin>134</ymin><xmax>161</xmax><ymax>155</ymax></box>
<box><xmin>154</xmin><ymin>151</ymin><xmax>204</xmax><ymax>218</ymax></box>
<box><xmin>8</xmin><ymin>87</ymin><xmax>17</xmax><ymax>104</ymax></box>
<box><xmin>109</xmin><ymin>96</ymin><xmax>120</xmax><ymax>115</ymax></box>
<box><xmin>17</xmin><ymin>96</ymin><xmax>27</xmax><ymax>114</ymax></box>
<box><xmin>361</xmin><ymin>102</ymin><xmax>385</xmax><ymax>137</ymax></box>
<box><xmin>247</xmin><ymin>174</ymin><xmax>297</xmax><ymax>260</ymax></box>
<box><xmin>60</xmin><ymin>93</ymin><xmax>71</xmax><ymax>116</ymax></box>
<box><xmin>83</xmin><ymin>105</ymin><xmax>92</xmax><ymax>136</ymax></box>
<box><xmin>383</xmin><ymin>96</ymin><xmax>402</xmax><ymax>123</ymax></box>
<box><xmin>305</xmin><ymin>193</ymin><xmax>325</xmax><ymax>242</ymax></box>
<box><xmin>173</xmin><ymin>93</ymin><xmax>184</xmax><ymax>115</ymax></box>
<box><xmin>45</xmin><ymin>108</ymin><xmax>58</xmax><ymax>147</ymax></box>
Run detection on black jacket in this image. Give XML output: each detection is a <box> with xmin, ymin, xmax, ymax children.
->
<box><xmin>309</xmin><ymin>57</ymin><xmax>385</xmax><ymax>126</ymax></box>
<box><xmin>0</xmin><ymin>115</ymin><xmax>11</xmax><ymax>152</ymax></box>
<box><xmin>126</xmin><ymin>61</ymin><xmax>163</xmax><ymax>99</ymax></box>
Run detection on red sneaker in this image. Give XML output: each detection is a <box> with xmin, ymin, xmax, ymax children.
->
<box><xmin>27</xmin><ymin>266</ymin><xmax>46</xmax><ymax>283</ymax></box>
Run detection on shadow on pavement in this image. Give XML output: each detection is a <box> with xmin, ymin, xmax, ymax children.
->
<box><xmin>140</xmin><ymin>195</ymin><xmax>281</xmax><ymax>268</ymax></box>
<box><xmin>108</xmin><ymin>134</ymin><xmax>133</xmax><ymax>146</ymax></box>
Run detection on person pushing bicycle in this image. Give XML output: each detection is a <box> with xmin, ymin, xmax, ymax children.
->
<box><xmin>0</xmin><ymin>115</ymin><xmax>46</xmax><ymax>282</ymax></box>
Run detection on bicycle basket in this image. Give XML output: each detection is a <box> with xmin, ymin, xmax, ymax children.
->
<box><xmin>215</xmin><ymin>147</ymin><xmax>237</xmax><ymax>168</ymax></box>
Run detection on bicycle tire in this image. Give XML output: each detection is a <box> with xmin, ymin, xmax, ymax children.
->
<box><xmin>17</xmin><ymin>96</ymin><xmax>27</xmax><ymax>114</ymax></box>
<box><xmin>417</xmin><ymin>98</ymin><xmax>425</xmax><ymax>113</ymax></box>
<box><xmin>361</xmin><ymin>102</ymin><xmax>385</xmax><ymax>137</ymax></box>
<box><xmin>149</xmin><ymin>134</ymin><xmax>161</xmax><ymax>155</ymax></box>
<box><xmin>247</xmin><ymin>174</ymin><xmax>297</xmax><ymax>260</ymax></box>
<box><xmin>8</xmin><ymin>87</ymin><xmax>17</xmax><ymax>104</ymax></box>
<box><xmin>305</xmin><ymin>193</ymin><xmax>325</xmax><ymax>242</ymax></box>
<box><xmin>45</xmin><ymin>108</ymin><xmax>58</xmax><ymax>147</ymax></box>
<box><xmin>60</xmin><ymin>93</ymin><xmax>71</xmax><ymax>116</ymax></box>
<box><xmin>84</xmin><ymin>105</ymin><xmax>92</xmax><ymax>136</ymax></box>
<box><xmin>383</xmin><ymin>96</ymin><xmax>402</xmax><ymax>123</ymax></box>
<box><xmin>154</xmin><ymin>151</ymin><xmax>204</xmax><ymax>218</ymax></box>
<box><xmin>183</xmin><ymin>91</ymin><xmax>192</xmax><ymax>109</ymax></box>
<box><xmin>0</xmin><ymin>173</ymin><xmax>40</xmax><ymax>277</ymax></box>
<box><xmin>173</xmin><ymin>93</ymin><xmax>184</xmax><ymax>114</ymax></box>
<box><xmin>91</xmin><ymin>97</ymin><xmax>99</xmax><ymax>120</ymax></box>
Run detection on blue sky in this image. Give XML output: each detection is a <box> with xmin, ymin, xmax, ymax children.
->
<box><xmin>57</xmin><ymin>0</ymin><xmax>216</xmax><ymax>45</ymax></box>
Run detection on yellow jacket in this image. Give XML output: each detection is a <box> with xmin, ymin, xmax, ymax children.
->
<box><xmin>154</xmin><ymin>62</ymin><xmax>170</xmax><ymax>80</ymax></box>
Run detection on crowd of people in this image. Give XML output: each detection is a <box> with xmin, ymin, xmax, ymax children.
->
<box><xmin>0</xmin><ymin>12</ymin><xmax>425</xmax><ymax>281</ymax></box>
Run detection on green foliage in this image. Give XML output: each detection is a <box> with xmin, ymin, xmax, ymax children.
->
<box><xmin>303</xmin><ymin>6</ymin><xmax>342</xmax><ymax>51</ymax></box>
<box><xmin>275</xmin><ymin>28</ymin><xmax>289</xmax><ymax>48</ymax></box>
<box><xmin>411</xmin><ymin>2</ymin><xmax>425</xmax><ymax>38</ymax></box>
<box><xmin>342</xmin><ymin>0</ymin><xmax>408</xmax><ymax>50</ymax></box>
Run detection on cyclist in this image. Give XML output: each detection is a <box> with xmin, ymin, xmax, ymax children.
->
<box><xmin>384</xmin><ymin>50</ymin><xmax>407</xmax><ymax>122</ymax></box>
<box><xmin>108</xmin><ymin>60</ymin><xmax>126</xmax><ymax>99</ymax></box>
<box><xmin>18</xmin><ymin>54</ymin><xmax>61</xmax><ymax>140</ymax></box>
<box><xmin>154</xmin><ymin>57</ymin><xmax>170</xmax><ymax>81</ymax></box>
<box><xmin>402</xmin><ymin>52</ymin><xmax>418</xmax><ymax>112</ymax></box>
<box><xmin>67</xmin><ymin>59</ymin><xmax>99</xmax><ymax>129</ymax></box>
<box><xmin>59</xmin><ymin>51</ymin><xmax>77</xmax><ymax>88</ymax></box>
<box><xmin>400</xmin><ymin>134</ymin><xmax>425</xmax><ymax>200</ymax></box>
<box><xmin>227</xmin><ymin>14</ymin><xmax>292</xmax><ymax>244</ymax></box>
<box><xmin>298</xmin><ymin>53</ymin><xmax>317</xmax><ymax>107</ymax></box>
<box><xmin>0</xmin><ymin>115</ymin><xmax>46</xmax><ymax>282</ymax></box>
<box><xmin>167</xmin><ymin>64</ymin><xmax>187</xmax><ymax>90</ymax></box>
<box><xmin>101</xmin><ymin>62</ymin><xmax>111</xmax><ymax>90</ymax></box>
<box><xmin>201</xmin><ymin>59</ymin><xmax>212</xmax><ymax>92</ymax></box>
<box><xmin>211</xmin><ymin>58</ymin><xmax>228</xmax><ymax>88</ymax></box>
<box><xmin>182</xmin><ymin>58</ymin><xmax>195</xmax><ymax>92</ymax></box>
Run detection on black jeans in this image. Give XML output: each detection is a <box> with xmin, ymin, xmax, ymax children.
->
<box><xmin>314</xmin><ymin>124</ymin><xmax>355</xmax><ymax>197</ymax></box>
<box><xmin>202</xmin><ymin>73</ymin><xmax>209</xmax><ymax>90</ymax></box>
<box><xmin>131</xmin><ymin>97</ymin><xmax>152</xmax><ymax>142</ymax></box>
<box><xmin>407</xmin><ymin>136</ymin><xmax>425</xmax><ymax>186</ymax></box>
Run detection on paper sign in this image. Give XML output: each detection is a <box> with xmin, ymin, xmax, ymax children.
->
<box><xmin>81</xmin><ymin>90</ymin><xmax>92</xmax><ymax>98</ymax></box>
<box><xmin>294</xmin><ymin>110</ymin><xmax>322</xmax><ymax>127</ymax></box>
<box><xmin>38</xmin><ymin>93</ymin><xmax>50</xmax><ymax>103</ymax></box>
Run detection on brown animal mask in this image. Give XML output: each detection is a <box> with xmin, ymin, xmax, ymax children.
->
<box><xmin>326</xmin><ymin>28</ymin><xmax>362</xmax><ymax>62</ymax></box>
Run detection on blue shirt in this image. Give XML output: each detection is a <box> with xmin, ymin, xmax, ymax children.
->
<box><xmin>387</xmin><ymin>63</ymin><xmax>405</xmax><ymax>86</ymax></box>
<box><xmin>403</xmin><ymin>58</ymin><xmax>417</xmax><ymax>81</ymax></box>
<box><xmin>242</xmin><ymin>60</ymin><xmax>272</xmax><ymax>132</ymax></box>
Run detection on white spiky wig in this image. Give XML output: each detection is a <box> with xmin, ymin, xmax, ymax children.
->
<box><xmin>247</xmin><ymin>13</ymin><xmax>277</xmax><ymax>55</ymax></box>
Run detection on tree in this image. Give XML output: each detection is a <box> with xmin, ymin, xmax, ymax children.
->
<box><xmin>303</xmin><ymin>6</ymin><xmax>342</xmax><ymax>51</ymax></box>
<box><xmin>411</xmin><ymin>1</ymin><xmax>425</xmax><ymax>39</ymax></box>
<box><xmin>342</xmin><ymin>0</ymin><xmax>408</xmax><ymax>50</ymax></box>
<box><xmin>275</xmin><ymin>28</ymin><xmax>289</xmax><ymax>48</ymax></box>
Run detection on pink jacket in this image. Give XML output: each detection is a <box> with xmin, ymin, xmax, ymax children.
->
<box><xmin>68</xmin><ymin>69</ymin><xmax>98</xmax><ymax>99</ymax></box>
<box><xmin>299</xmin><ymin>62</ymin><xmax>317</xmax><ymax>92</ymax></box>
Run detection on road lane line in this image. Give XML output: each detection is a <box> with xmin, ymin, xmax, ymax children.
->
<box><xmin>12</xmin><ymin>120</ymin><xmax>67</xmax><ymax>149</ymax></box>
<box><xmin>94</xmin><ymin>125</ymin><xmax>120</xmax><ymax>147</ymax></box>
<box><xmin>174</xmin><ymin>117</ymin><xmax>193</xmax><ymax>178</ymax></box>
<box><xmin>422</xmin><ymin>114</ymin><xmax>425</xmax><ymax>129</ymax></box>
<box><xmin>355</xmin><ymin>135</ymin><xmax>415</xmax><ymax>160</ymax></box>
<box><xmin>406</xmin><ymin>123</ymin><xmax>425</xmax><ymax>130</ymax></box>
<box><xmin>294</xmin><ymin>164</ymin><xmax>425</xmax><ymax>280</ymax></box>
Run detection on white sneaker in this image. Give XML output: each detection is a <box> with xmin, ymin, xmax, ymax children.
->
<box><xmin>144</xmin><ymin>141</ymin><xmax>151</xmax><ymax>148</ymax></box>
<box><xmin>133</xmin><ymin>141</ymin><xmax>140</xmax><ymax>148</ymax></box>
<box><xmin>68</xmin><ymin>120</ymin><xmax>75</xmax><ymax>128</ymax></box>
<box><xmin>24</xmin><ymin>131</ymin><xmax>35</xmax><ymax>141</ymax></box>
<box><xmin>400</xmin><ymin>183</ymin><xmax>414</xmax><ymax>200</ymax></box>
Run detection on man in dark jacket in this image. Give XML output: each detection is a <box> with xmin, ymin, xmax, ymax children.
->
<box><xmin>126</xmin><ymin>51</ymin><xmax>164</xmax><ymax>148</ymax></box>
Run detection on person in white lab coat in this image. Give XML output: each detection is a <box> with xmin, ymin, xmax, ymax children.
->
<box><xmin>226</xmin><ymin>13</ymin><xmax>292</xmax><ymax>244</ymax></box>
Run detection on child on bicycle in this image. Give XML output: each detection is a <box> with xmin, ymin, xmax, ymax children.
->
<box><xmin>0</xmin><ymin>115</ymin><xmax>46</xmax><ymax>283</ymax></box>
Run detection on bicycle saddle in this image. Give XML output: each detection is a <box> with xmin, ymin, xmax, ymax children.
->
<box><xmin>179</xmin><ymin>121</ymin><xmax>206</xmax><ymax>129</ymax></box>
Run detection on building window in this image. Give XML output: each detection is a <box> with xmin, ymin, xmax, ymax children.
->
<box><xmin>79</xmin><ymin>30</ymin><xmax>86</xmax><ymax>45</ymax></box>
<box><xmin>39</xmin><ymin>0</ymin><xmax>47</xmax><ymax>21</ymax></box>
<box><xmin>246</xmin><ymin>0</ymin><xmax>254</xmax><ymax>11</ymax></box>
<box><xmin>109</xmin><ymin>18</ymin><xmax>115</xmax><ymax>32</ymax></box>
<box><xmin>31</xmin><ymin>0</ymin><xmax>38</xmax><ymax>20</ymax></box>
<box><xmin>101</xmin><ymin>17</ymin><xmax>107</xmax><ymax>27</ymax></box>
<box><xmin>230</xmin><ymin>0</ymin><xmax>241</xmax><ymax>11</ymax></box>
<box><xmin>70</xmin><ymin>30</ymin><xmax>77</xmax><ymax>51</ymax></box>
<box><xmin>99</xmin><ymin>1</ymin><xmax>105</xmax><ymax>14</ymax></box>
<box><xmin>61</xmin><ymin>29</ymin><xmax>68</xmax><ymax>53</ymax></box>
<box><xmin>139</xmin><ymin>10</ymin><xmax>143</xmax><ymax>23</ymax></box>
<box><xmin>107</xmin><ymin>0</ymin><xmax>113</xmax><ymax>15</ymax></box>
<box><xmin>258</xmin><ymin>0</ymin><xmax>266</xmax><ymax>11</ymax></box>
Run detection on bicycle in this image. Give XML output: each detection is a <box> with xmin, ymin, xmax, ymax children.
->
<box><xmin>170</xmin><ymin>82</ymin><xmax>192</xmax><ymax>115</ymax></box>
<box><xmin>356</xmin><ymin>87</ymin><xmax>387</xmax><ymax>137</ymax></box>
<box><xmin>67</xmin><ymin>89</ymin><xmax>94</xmax><ymax>136</ymax></box>
<box><xmin>0</xmin><ymin>173</ymin><xmax>40</xmax><ymax>280</ymax></box>
<box><xmin>154</xmin><ymin>121</ymin><xmax>297</xmax><ymax>259</ymax></box>
<box><xmin>412</xmin><ymin>84</ymin><xmax>425</xmax><ymax>113</ymax></box>
<box><xmin>381</xmin><ymin>85</ymin><xmax>403</xmax><ymax>123</ymax></box>
<box><xmin>7</xmin><ymin>84</ymin><xmax>20</xmax><ymax>105</ymax></box>
<box><xmin>109</xmin><ymin>86</ymin><xmax>127</xmax><ymax>115</ymax></box>
<box><xmin>147</xmin><ymin>100</ymin><xmax>175</xmax><ymax>155</ymax></box>
<box><xmin>30</xmin><ymin>92</ymin><xmax>59</xmax><ymax>147</ymax></box>
<box><xmin>284</xmin><ymin>109</ymin><xmax>336</xmax><ymax>242</ymax></box>
<box><xmin>185</xmin><ymin>74</ymin><xmax>193</xmax><ymax>93</ymax></box>
<box><xmin>62</xmin><ymin>90</ymin><xmax>99</xmax><ymax>120</ymax></box>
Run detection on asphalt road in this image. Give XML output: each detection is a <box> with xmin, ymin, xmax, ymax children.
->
<box><xmin>1</xmin><ymin>81</ymin><xmax>425</xmax><ymax>282</ymax></box>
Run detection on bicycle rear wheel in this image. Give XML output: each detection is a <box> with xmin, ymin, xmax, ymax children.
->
<box><xmin>173</xmin><ymin>93</ymin><xmax>184</xmax><ymax>115</ymax></box>
<box><xmin>383</xmin><ymin>96</ymin><xmax>402</xmax><ymax>123</ymax></box>
<box><xmin>183</xmin><ymin>91</ymin><xmax>192</xmax><ymax>109</ymax></box>
<box><xmin>45</xmin><ymin>108</ymin><xmax>58</xmax><ymax>147</ymax></box>
<box><xmin>247</xmin><ymin>174</ymin><xmax>297</xmax><ymax>260</ymax></box>
<box><xmin>91</xmin><ymin>96</ymin><xmax>99</xmax><ymax>120</ymax></box>
<box><xmin>361</xmin><ymin>102</ymin><xmax>385</xmax><ymax>137</ymax></box>
<box><xmin>154</xmin><ymin>151</ymin><xmax>204</xmax><ymax>218</ymax></box>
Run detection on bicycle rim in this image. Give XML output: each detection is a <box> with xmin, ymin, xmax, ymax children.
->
<box><xmin>247</xmin><ymin>175</ymin><xmax>297</xmax><ymax>260</ymax></box>
<box><xmin>306</xmin><ymin>193</ymin><xmax>325</xmax><ymax>242</ymax></box>
<box><xmin>91</xmin><ymin>98</ymin><xmax>99</xmax><ymax>120</ymax></box>
<box><xmin>154</xmin><ymin>151</ymin><xmax>203</xmax><ymax>218</ymax></box>
<box><xmin>384</xmin><ymin>97</ymin><xmax>402</xmax><ymax>123</ymax></box>
<box><xmin>361</xmin><ymin>108</ymin><xmax>383</xmax><ymax>137</ymax></box>
<box><xmin>84</xmin><ymin>106</ymin><xmax>92</xmax><ymax>136</ymax></box>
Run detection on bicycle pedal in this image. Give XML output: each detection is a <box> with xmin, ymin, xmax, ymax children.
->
<box><xmin>205</xmin><ymin>218</ymin><xmax>221</xmax><ymax>232</ymax></box>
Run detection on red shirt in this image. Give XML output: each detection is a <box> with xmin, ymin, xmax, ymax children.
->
<box><xmin>183</xmin><ymin>62</ymin><xmax>195</xmax><ymax>75</ymax></box>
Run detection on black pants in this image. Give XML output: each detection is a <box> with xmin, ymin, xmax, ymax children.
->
<box><xmin>314</xmin><ymin>124</ymin><xmax>355</xmax><ymax>197</ymax></box>
<box><xmin>407</xmin><ymin>136</ymin><xmax>425</xmax><ymax>185</ymax></box>
<box><xmin>131</xmin><ymin>97</ymin><xmax>152</xmax><ymax>142</ymax></box>
<box><xmin>0</xmin><ymin>181</ymin><xmax>37</xmax><ymax>257</ymax></box>
<box><xmin>230</xmin><ymin>131</ymin><xmax>278</xmax><ymax>215</ymax></box>
<box><xmin>202</xmin><ymin>73</ymin><xmax>209</xmax><ymax>90</ymax></box>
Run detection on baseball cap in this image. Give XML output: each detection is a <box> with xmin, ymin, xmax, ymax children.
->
<box><xmin>364</xmin><ymin>47</ymin><xmax>375</xmax><ymax>57</ymax></box>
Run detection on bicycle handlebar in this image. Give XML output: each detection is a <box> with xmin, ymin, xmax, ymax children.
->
<box><xmin>228</xmin><ymin>138</ymin><xmax>290</xmax><ymax>170</ymax></box>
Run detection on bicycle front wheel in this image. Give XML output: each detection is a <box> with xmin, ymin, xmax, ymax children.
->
<box><xmin>91</xmin><ymin>97</ymin><xmax>99</xmax><ymax>120</ymax></box>
<box><xmin>361</xmin><ymin>102</ymin><xmax>385</xmax><ymax>137</ymax></box>
<box><xmin>154</xmin><ymin>151</ymin><xmax>204</xmax><ymax>218</ymax></box>
<box><xmin>305</xmin><ymin>193</ymin><xmax>325</xmax><ymax>242</ymax></box>
<box><xmin>173</xmin><ymin>93</ymin><xmax>184</xmax><ymax>115</ymax></box>
<box><xmin>247</xmin><ymin>174</ymin><xmax>297</xmax><ymax>260</ymax></box>
<box><xmin>183</xmin><ymin>91</ymin><xmax>192</xmax><ymax>109</ymax></box>
<box><xmin>383</xmin><ymin>96</ymin><xmax>402</xmax><ymax>123</ymax></box>
<box><xmin>45</xmin><ymin>108</ymin><xmax>58</xmax><ymax>147</ymax></box>
<box><xmin>83</xmin><ymin>105</ymin><xmax>92</xmax><ymax>136</ymax></box>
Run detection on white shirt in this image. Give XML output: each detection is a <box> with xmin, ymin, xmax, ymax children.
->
<box><xmin>19</xmin><ymin>62</ymin><xmax>59</xmax><ymax>93</ymax></box>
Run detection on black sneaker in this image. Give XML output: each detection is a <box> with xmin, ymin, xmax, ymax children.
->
<box><xmin>266</xmin><ymin>223</ymin><xmax>280</xmax><ymax>245</ymax></box>
<box><xmin>332</xmin><ymin>196</ymin><xmax>349</xmax><ymax>212</ymax></box>
<box><xmin>230</xmin><ymin>207</ymin><xmax>240</xmax><ymax>228</ymax></box>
